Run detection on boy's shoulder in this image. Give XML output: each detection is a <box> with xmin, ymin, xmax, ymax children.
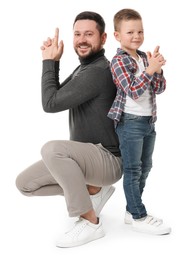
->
<box><xmin>112</xmin><ymin>48</ymin><xmax>146</xmax><ymax>59</ymax></box>
<box><xmin>137</xmin><ymin>49</ymin><xmax>147</xmax><ymax>58</ymax></box>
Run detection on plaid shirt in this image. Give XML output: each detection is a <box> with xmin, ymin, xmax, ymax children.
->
<box><xmin>108</xmin><ymin>48</ymin><xmax>166</xmax><ymax>124</ymax></box>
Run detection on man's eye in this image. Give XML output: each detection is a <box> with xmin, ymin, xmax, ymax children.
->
<box><xmin>85</xmin><ymin>33</ymin><xmax>93</xmax><ymax>37</ymax></box>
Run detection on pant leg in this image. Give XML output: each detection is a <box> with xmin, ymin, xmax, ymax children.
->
<box><xmin>118</xmin><ymin>130</ymin><xmax>147</xmax><ymax>219</ymax></box>
<box><xmin>116</xmin><ymin>113</ymin><xmax>154</xmax><ymax>219</ymax></box>
<box><xmin>16</xmin><ymin>160</ymin><xmax>63</xmax><ymax>196</ymax></box>
<box><xmin>41</xmin><ymin>140</ymin><xmax>122</xmax><ymax>217</ymax></box>
<box><xmin>140</xmin><ymin>127</ymin><xmax>156</xmax><ymax>195</ymax></box>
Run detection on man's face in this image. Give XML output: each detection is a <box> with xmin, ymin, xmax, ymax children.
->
<box><xmin>73</xmin><ymin>19</ymin><xmax>106</xmax><ymax>59</ymax></box>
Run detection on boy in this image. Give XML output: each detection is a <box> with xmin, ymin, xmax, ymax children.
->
<box><xmin>108</xmin><ymin>8</ymin><xmax>171</xmax><ymax>235</ymax></box>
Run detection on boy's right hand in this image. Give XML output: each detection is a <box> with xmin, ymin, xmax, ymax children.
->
<box><xmin>146</xmin><ymin>46</ymin><xmax>166</xmax><ymax>75</ymax></box>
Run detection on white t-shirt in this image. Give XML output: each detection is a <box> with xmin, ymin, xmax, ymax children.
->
<box><xmin>125</xmin><ymin>55</ymin><xmax>152</xmax><ymax>116</ymax></box>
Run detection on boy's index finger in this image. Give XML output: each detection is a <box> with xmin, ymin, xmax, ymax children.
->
<box><xmin>154</xmin><ymin>45</ymin><xmax>160</xmax><ymax>54</ymax></box>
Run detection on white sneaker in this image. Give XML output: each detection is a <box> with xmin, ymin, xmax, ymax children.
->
<box><xmin>125</xmin><ymin>211</ymin><xmax>163</xmax><ymax>225</ymax></box>
<box><xmin>124</xmin><ymin>211</ymin><xmax>133</xmax><ymax>224</ymax></box>
<box><xmin>132</xmin><ymin>215</ymin><xmax>171</xmax><ymax>235</ymax></box>
<box><xmin>56</xmin><ymin>217</ymin><xmax>105</xmax><ymax>248</ymax></box>
<box><xmin>90</xmin><ymin>185</ymin><xmax>115</xmax><ymax>216</ymax></box>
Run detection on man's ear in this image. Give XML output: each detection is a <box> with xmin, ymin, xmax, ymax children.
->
<box><xmin>101</xmin><ymin>32</ymin><xmax>107</xmax><ymax>45</ymax></box>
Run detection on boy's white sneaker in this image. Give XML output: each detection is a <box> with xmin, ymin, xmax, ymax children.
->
<box><xmin>56</xmin><ymin>217</ymin><xmax>105</xmax><ymax>248</ymax></box>
<box><xmin>132</xmin><ymin>215</ymin><xmax>171</xmax><ymax>235</ymax></box>
<box><xmin>125</xmin><ymin>211</ymin><xmax>163</xmax><ymax>225</ymax></box>
<box><xmin>90</xmin><ymin>185</ymin><xmax>115</xmax><ymax>216</ymax></box>
<box><xmin>124</xmin><ymin>211</ymin><xmax>133</xmax><ymax>224</ymax></box>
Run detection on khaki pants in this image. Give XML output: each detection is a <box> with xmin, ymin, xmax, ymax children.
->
<box><xmin>16</xmin><ymin>140</ymin><xmax>122</xmax><ymax>217</ymax></box>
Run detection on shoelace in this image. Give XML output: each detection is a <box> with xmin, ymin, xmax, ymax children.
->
<box><xmin>65</xmin><ymin>218</ymin><xmax>88</xmax><ymax>237</ymax></box>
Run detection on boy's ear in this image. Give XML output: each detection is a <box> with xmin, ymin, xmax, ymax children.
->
<box><xmin>114</xmin><ymin>31</ymin><xmax>121</xmax><ymax>42</ymax></box>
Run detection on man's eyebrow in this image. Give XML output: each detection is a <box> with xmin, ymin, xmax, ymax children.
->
<box><xmin>74</xmin><ymin>30</ymin><xmax>94</xmax><ymax>33</ymax></box>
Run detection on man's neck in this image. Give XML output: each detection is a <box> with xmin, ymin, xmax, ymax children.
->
<box><xmin>79</xmin><ymin>49</ymin><xmax>105</xmax><ymax>65</ymax></box>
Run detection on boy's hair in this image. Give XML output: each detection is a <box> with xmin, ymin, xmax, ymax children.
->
<box><xmin>114</xmin><ymin>8</ymin><xmax>142</xmax><ymax>31</ymax></box>
<box><xmin>73</xmin><ymin>11</ymin><xmax>105</xmax><ymax>35</ymax></box>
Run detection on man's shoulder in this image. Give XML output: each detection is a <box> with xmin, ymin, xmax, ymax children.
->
<box><xmin>90</xmin><ymin>56</ymin><xmax>110</xmax><ymax>70</ymax></box>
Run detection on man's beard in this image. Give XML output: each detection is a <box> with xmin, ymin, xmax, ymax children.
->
<box><xmin>74</xmin><ymin>46</ymin><xmax>100</xmax><ymax>60</ymax></box>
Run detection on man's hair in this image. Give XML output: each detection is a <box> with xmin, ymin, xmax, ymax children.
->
<box><xmin>73</xmin><ymin>11</ymin><xmax>105</xmax><ymax>35</ymax></box>
<box><xmin>114</xmin><ymin>8</ymin><xmax>142</xmax><ymax>31</ymax></box>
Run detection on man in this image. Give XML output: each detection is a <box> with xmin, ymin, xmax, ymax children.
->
<box><xmin>16</xmin><ymin>11</ymin><xmax>122</xmax><ymax>248</ymax></box>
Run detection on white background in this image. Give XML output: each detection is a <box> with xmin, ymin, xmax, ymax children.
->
<box><xmin>0</xmin><ymin>0</ymin><xmax>186</xmax><ymax>259</ymax></box>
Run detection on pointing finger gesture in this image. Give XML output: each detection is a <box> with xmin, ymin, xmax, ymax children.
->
<box><xmin>41</xmin><ymin>28</ymin><xmax>64</xmax><ymax>61</ymax></box>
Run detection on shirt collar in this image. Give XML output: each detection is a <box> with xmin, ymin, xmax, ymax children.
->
<box><xmin>116</xmin><ymin>47</ymin><xmax>145</xmax><ymax>57</ymax></box>
<box><xmin>79</xmin><ymin>49</ymin><xmax>105</xmax><ymax>65</ymax></box>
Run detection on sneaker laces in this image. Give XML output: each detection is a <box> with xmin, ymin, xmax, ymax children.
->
<box><xmin>64</xmin><ymin>217</ymin><xmax>88</xmax><ymax>238</ymax></box>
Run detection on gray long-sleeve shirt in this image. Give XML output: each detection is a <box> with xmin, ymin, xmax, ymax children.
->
<box><xmin>42</xmin><ymin>49</ymin><xmax>120</xmax><ymax>156</ymax></box>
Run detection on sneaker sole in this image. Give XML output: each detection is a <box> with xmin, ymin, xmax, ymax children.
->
<box><xmin>56</xmin><ymin>229</ymin><xmax>105</xmax><ymax>248</ymax></box>
<box><xmin>95</xmin><ymin>186</ymin><xmax>115</xmax><ymax>216</ymax></box>
<box><xmin>132</xmin><ymin>226</ymin><xmax>172</xmax><ymax>235</ymax></box>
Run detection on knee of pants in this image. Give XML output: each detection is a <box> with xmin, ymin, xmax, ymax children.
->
<box><xmin>41</xmin><ymin>140</ymin><xmax>68</xmax><ymax>162</ymax></box>
<box><xmin>15</xmin><ymin>174</ymin><xmax>22</xmax><ymax>192</ymax></box>
<box><xmin>142</xmin><ymin>165</ymin><xmax>152</xmax><ymax>176</ymax></box>
<box><xmin>15</xmin><ymin>174</ymin><xmax>32</xmax><ymax>196</ymax></box>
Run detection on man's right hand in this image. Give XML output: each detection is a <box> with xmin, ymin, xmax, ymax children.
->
<box><xmin>40</xmin><ymin>28</ymin><xmax>64</xmax><ymax>61</ymax></box>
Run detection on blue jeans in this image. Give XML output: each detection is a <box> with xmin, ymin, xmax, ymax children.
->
<box><xmin>116</xmin><ymin>113</ymin><xmax>156</xmax><ymax>219</ymax></box>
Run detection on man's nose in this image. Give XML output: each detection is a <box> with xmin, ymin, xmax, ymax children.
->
<box><xmin>79</xmin><ymin>34</ymin><xmax>87</xmax><ymax>42</ymax></box>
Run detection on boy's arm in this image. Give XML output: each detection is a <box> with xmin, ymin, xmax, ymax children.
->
<box><xmin>151</xmin><ymin>71</ymin><xmax>166</xmax><ymax>94</ymax></box>
<box><xmin>111</xmin><ymin>56</ymin><xmax>153</xmax><ymax>100</ymax></box>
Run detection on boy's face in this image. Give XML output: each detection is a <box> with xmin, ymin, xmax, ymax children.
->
<box><xmin>73</xmin><ymin>19</ymin><xmax>107</xmax><ymax>59</ymax></box>
<box><xmin>114</xmin><ymin>19</ymin><xmax>144</xmax><ymax>55</ymax></box>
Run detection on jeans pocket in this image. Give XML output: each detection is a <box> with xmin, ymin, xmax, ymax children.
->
<box><xmin>117</xmin><ymin>114</ymin><xmax>140</xmax><ymax>127</ymax></box>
